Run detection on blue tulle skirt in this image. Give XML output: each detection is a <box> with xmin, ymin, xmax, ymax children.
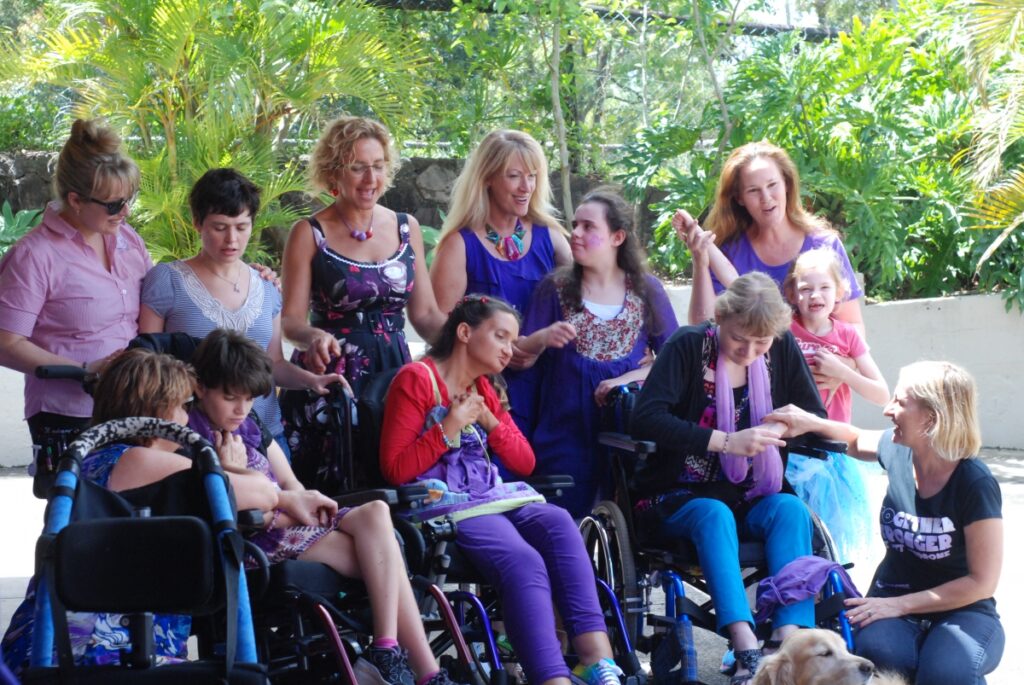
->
<box><xmin>785</xmin><ymin>451</ymin><xmax>873</xmax><ymax>564</ymax></box>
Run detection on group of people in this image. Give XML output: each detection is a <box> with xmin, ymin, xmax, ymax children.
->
<box><xmin>0</xmin><ymin>117</ymin><xmax>1004</xmax><ymax>685</ymax></box>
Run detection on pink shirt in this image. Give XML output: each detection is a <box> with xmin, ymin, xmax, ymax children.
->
<box><xmin>790</xmin><ymin>316</ymin><xmax>868</xmax><ymax>423</ymax></box>
<box><xmin>0</xmin><ymin>202</ymin><xmax>152</xmax><ymax>418</ymax></box>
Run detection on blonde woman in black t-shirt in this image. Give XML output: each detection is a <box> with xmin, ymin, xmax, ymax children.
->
<box><xmin>766</xmin><ymin>360</ymin><xmax>1003</xmax><ymax>685</ymax></box>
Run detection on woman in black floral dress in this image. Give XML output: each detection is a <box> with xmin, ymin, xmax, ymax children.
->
<box><xmin>282</xmin><ymin>117</ymin><xmax>445</xmax><ymax>396</ymax></box>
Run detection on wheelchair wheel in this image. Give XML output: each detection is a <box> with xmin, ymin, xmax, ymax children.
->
<box><xmin>579</xmin><ymin>500</ymin><xmax>641</xmax><ymax>647</ymax></box>
<box><xmin>810</xmin><ymin>508</ymin><xmax>840</xmax><ymax>562</ymax></box>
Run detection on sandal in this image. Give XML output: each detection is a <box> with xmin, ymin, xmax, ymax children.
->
<box><xmin>729</xmin><ymin>648</ymin><xmax>761</xmax><ymax>685</ymax></box>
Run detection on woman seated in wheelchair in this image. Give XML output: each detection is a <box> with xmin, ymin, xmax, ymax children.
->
<box><xmin>379</xmin><ymin>295</ymin><xmax>623</xmax><ymax>685</ymax></box>
<box><xmin>629</xmin><ymin>271</ymin><xmax>828</xmax><ymax>684</ymax></box>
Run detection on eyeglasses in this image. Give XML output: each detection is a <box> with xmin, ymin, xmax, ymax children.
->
<box><xmin>342</xmin><ymin>163</ymin><xmax>387</xmax><ymax>177</ymax></box>
<box><xmin>85</xmin><ymin>195</ymin><xmax>135</xmax><ymax>215</ymax></box>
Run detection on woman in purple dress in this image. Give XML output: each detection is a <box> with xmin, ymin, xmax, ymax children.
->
<box><xmin>281</xmin><ymin>117</ymin><xmax>445</xmax><ymax>398</ymax></box>
<box><xmin>430</xmin><ymin>130</ymin><xmax>571</xmax><ymax>434</ymax></box>
<box><xmin>517</xmin><ymin>189</ymin><xmax>678</xmax><ymax>517</ymax></box>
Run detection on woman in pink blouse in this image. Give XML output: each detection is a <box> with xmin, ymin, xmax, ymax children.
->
<box><xmin>0</xmin><ymin>119</ymin><xmax>151</xmax><ymax>463</ymax></box>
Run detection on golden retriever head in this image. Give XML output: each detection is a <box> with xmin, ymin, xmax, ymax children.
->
<box><xmin>751</xmin><ymin>629</ymin><xmax>904</xmax><ymax>685</ymax></box>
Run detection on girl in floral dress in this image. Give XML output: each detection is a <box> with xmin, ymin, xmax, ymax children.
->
<box><xmin>517</xmin><ymin>189</ymin><xmax>678</xmax><ymax>517</ymax></box>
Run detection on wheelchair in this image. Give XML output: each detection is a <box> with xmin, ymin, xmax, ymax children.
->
<box><xmin>23</xmin><ymin>351</ymin><xmax>478</xmax><ymax>685</ymax></box>
<box><xmin>287</xmin><ymin>366</ymin><xmax>647</xmax><ymax>685</ymax></box>
<box><xmin>578</xmin><ymin>389</ymin><xmax>855</xmax><ymax>683</ymax></box>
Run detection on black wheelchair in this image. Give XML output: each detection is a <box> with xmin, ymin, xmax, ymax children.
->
<box><xmin>286</xmin><ymin>366</ymin><xmax>647</xmax><ymax>685</ymax></box>
<box><xmin>578</xmin><ymin>388</ymin><xmax>855</xmax><ymax>684</ymax></box>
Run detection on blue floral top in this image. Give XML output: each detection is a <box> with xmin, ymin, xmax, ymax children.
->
<box><xmin>1</xmin><ymin>444</ymin><xmax>191</xmax><ymax>675</ymax></box>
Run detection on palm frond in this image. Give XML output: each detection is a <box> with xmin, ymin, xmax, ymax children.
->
<box><xmin>969</xmin><ymin>167</ymin><xmax>1024</xmax><ymax>270</ymax></box>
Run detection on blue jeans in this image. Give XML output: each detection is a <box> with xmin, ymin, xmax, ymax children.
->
<box><xmin>660</xmin><ymin>493</ymin><xmax>814</xmax><ymax>634</ymax></box>
<box><xmin>855</xmin><ymin>609</ymin><xmax>1004</xmax><ymax>685</ymax></box>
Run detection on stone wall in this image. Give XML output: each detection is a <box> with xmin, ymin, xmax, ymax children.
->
<box><xmin>0</xmin><ymin>152</ymin><xmax>57</xmax><ymax>211</ymax></box>
<box><xmin>0</xmin><ymin>152</ymin><xmax>663</xmax><ymax>244</ymax></box>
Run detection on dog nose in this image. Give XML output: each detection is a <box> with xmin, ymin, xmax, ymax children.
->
<box><xmin>860</xmin><ymin>662</ymin><xmax>874</xmax><ymax>674</ymax></box>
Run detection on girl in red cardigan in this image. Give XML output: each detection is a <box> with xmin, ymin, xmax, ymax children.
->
<box><xmin>380</xmin><ymin>295</ymin><xmax>621</xmax><ymax>685</ymax></box>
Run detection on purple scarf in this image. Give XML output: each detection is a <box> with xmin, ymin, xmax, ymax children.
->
<box><xmin>714</xmin><ymin>328</ymin><xmax>782</xmax><ymax>499</ymax></box>
<box><xmin>187</xmin><ymin>407</ymin><xmax>274</xmax><ymax>483</ymax></box>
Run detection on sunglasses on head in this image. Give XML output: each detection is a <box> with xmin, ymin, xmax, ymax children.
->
<box><xmin>85</xmin><ymin>195</ymin><xmax>134</xmax><ymax>215</ymax></box>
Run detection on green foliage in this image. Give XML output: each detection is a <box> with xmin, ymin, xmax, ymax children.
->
<box><xmin>0</xmin><ymin>87</ymin><xmax>65</xmax><ymax>151</ymax></box>
<box><xmin>2</xmin><ymin>0</ymin><xmax>426</xmax><ymax>262</ymax></box>
<box><xmin>618</xmin><ymin>0</ymin><xmax>997</xmax><ymax>303</ymax></box>
<box><xmin>0</xmin><ymin>201</ymin><xmax>43</xmax><ymax>255</ymax></box>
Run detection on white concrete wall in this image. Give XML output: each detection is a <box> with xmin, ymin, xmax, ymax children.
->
<box><xmin>1</xmin><ymin>288</ymin><xmax>1020</xmax><ymax>467</ymax></box>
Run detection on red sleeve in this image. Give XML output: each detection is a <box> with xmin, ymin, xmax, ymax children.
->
<box><xmin>379</xmin><ymin>364</ymin><xmax>450</xmax><ymax>485</ymax></box>
<box><xmin>477</xmin><ymin>377</ymin><xmax>536</xmax><ymax>476</ymax></box>
<box><xmin>837</xmin><ymin>320</ymin><xmax>868</xmax><ymax>358</ymax></box>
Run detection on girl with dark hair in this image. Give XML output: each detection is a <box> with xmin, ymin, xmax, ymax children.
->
<box><xmin>516</xmin><ymin>188</ymin><xmax>678</xmax><ymax>516</ymax></box>
<box><xmin>186</xmin><ymin>329</ymin><xmax>467</xmax><ymax>685</ymax></box>
<box><xmin>379</xmin><ymin>296</ymin><xmax>622</xmax><ymax>685</ymax></box>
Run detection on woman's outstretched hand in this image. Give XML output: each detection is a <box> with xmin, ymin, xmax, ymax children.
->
<box><xmin>764</xmin><ymin>404</ymin><xmax>819</xmax><ymax>438</ymax></box>
<box><xmin>305</xmin><ymin>330</ymin><xmax>342</xmax><ymax>374</ymax></box>
<box><xmin>540</xmin><ymin>321</ymin><xmax>577</xmax><ymax>349</ymax></box>
<box><xmin>726</xmin><ymin>426</ymin><xmax>787</xmax><ymax>455</ymax></box>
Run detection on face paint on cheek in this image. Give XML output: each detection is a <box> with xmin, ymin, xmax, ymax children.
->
<box><xmin>585</xmin><ymin>234</ymin><xmax>605</xmax><ymax>248</ymax></box>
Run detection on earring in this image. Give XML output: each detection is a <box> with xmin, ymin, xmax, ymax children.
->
<box><xmin>330</xmin><ymin>188</ymin><xmax>339</xmax><ymax>197</ymax></box>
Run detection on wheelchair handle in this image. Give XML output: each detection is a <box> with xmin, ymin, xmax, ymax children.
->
<box><xmin>35</xmin><ymin>364</ymin><xmax>88</xmax><ymax>381</ymax></box>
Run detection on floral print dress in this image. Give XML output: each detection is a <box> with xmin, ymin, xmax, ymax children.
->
<box><xmin>287</xmin><ymin>213</ymin><xmax>415</xmax><ymax>395</ymax></box>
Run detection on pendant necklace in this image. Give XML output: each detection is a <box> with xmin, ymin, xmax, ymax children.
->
<box><xmin>203</xmin><ymin>260</ymin><xmax>242</xmax><ymax>293</ymax></box>
<box><xmin>341</xmin><ymin>209</ymin><xmax>374</xmax><ymax>242</ymax></box>
<box><xmin>485</xmin><ymin>218</ymin><xmax>526</xmax><ymax>260</ymax></box>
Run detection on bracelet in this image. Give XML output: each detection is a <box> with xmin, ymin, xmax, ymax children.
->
<box><xmin>438</xmin><ymin>423</ymin><xmax>458</xmax><ymax>449</ymax></box>
<box><xmin>266</xmin><ymin>508</ymin><xmax>282</xmax><ymax>532</ymax></box>
<box><xmin>722</xmin><ymin>432</ymin><xmax>730</xmax><ymax>453</ymax></box>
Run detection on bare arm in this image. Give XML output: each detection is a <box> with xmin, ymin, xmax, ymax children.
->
<box><xmin>0</xmin><ymin>329</ymin><xmax>107</xmax><ymax>374</ymax></box>
<box><xmin>405</xmin><ymin>215</ymin><xmax>446</xmax><ymax>344</ymax></box>
<box><xmin>264</xmin><ymin>437</ymin><xmax>304</xmax><ymax>492</ymax></box>
<box><xmin>109</xmin><ymin>446</ymin><xmax>280</xmax><ymax>511</ymax></box>
<box><xmin>429</xmin><ymin>233</ymin><xmax>468</xmax><ymax>315</ymax></box>
<box><xmin>550</xmin><ymin>228</ymin><xmax>573</xmax><ymax>267</ymax></box>
<box><xmin>763</xmin><ymin>404</ymin><xmax>884</xmax><ymax>462</ymax></box>
<box><xmin>138</xmin><ymin>305</ymin><xmax>165</xmax><ymax>334</ymax></box>
<box><xmin>846</xmin><ymin>518</ymin><xmax>1003</xmax><ymax>625</ymax></box>
<box><xmin>280</xmin><ymin>219</ymin><xmax>339</xmax><ymax>373</ymax></box>
<box><xmin>267</xmin><ymin>314</ymin><xmax>349</xmax><ymax>394</ymax></box>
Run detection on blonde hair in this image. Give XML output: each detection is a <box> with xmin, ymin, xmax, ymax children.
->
<box><xmin>54</xmin><ymin>119</ymin><xmax>140</xmax><ymax>203</ymax></box>
<box><xmin>706</xmin><ymin>141</ymin><xmax>831</xmax><ymax>246</ymax></box>
<box><xmin>92</xmin><ymin>349</ymin><xmax>196</xmax><ymax>445</ymax></box>
<box><xmin>715</xmin><ymin>272</ymin><xmax>792</xmax><ymax>338</ymax></box>
<box><xmin>783</xmin><ymin>247</ymin><xmax>851</xmax><ymax>305</ymax></box>
<box><xmin>309</xmin><ymin>116</ymin><xmax>398</xmax><ymax>193</ymax></box>
<box><xmin>897</xmin><ymin>361</ymin><xmax>982</xmax><ymax>462</ymax></box>
<box><xmin>440</xmin><ymin>129</ymin><xmax>562</xmax><ymax>241</ymax></box>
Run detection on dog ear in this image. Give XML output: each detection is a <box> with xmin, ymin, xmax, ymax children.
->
<box><xmin>752</xmin><ymin>654</ymin><xmax>793</xmax><ymax>685</ymax></box>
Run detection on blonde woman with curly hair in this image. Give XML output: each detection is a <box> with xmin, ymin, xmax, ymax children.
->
<box><xmin>281</xmin><ymin>116</ymin><xmax>445</xmax><ymax>400</ymax></box>
<box><xmin>767</xmin><ymin>361</ymin><xmax>1004</xmax><ymax>685</ymax></box>
<box><xmin>430</xmin><ymin>129</ymin><xmax>572</xmax><ymax>433</ymax></box>
<box><xmin>673</xmin><ymin>141</ymin><xmax>864</xmax><ymax>337</ymax></box>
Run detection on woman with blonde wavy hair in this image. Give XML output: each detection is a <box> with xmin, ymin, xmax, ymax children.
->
<box><xmin>673</xmin><ymin>141</ymin><xmax>864</xmax><ymax>336</ymax></box>
<box><xmin>766</xmin><ymin>360</ymin><xmax>1004</xmax><ymax>685</ymax></box>
<box><xmin>430</xmin><ymin>129</ymin><xmax>572</xmax><ymax>433</ymax></box>
<box><xmin>281</xmin><ymin>116</ymin><xmax>445</xmax><ymax>402</ymax></box>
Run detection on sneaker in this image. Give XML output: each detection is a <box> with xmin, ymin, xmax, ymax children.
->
<box><xmin>571</xmin><ymin>658</ymin><xmax>624</xmax><ymax>685</ymax></box>
<box><xmin>420</xmin><ymin>667</ymin><xmax>472</xmax><ymax>685</ymax></box>
<box><xmin>353</xmin><ymin>645</ymin><xmax>416</xmax><ymax>685</ymax></box>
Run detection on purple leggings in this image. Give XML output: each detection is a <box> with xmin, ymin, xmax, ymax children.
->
<box><xmin>455</xmin><ymin>503</ymin><xmax>606</xmax><ymax>684</ymax></box>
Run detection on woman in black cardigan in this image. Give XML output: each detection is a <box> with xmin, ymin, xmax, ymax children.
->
<box><xmin>630</xmin><ymin>272</ymin><xmax>826</xmax><ymax>684</ymax></box>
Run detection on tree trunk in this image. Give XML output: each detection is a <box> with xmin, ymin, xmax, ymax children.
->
<box><xmin>549</xmin><ymin>15</ymin><xmax>574</xmax><ymax>221</ymax></box>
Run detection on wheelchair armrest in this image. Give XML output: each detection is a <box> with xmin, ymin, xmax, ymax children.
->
<box><xmin>527</xmin><ymin>474</ymin><xmax>574</xmax><ymax>496</ymax></box>
<box><xmin>597</xmin><ymin>432</ymin><xmax>656</xmax><ymax>457</ymax></box>
<box><xmin>396</xmin><ymin>484</ymin><xmax>429</xmax><ymax>504</ymax></box>
<box><xmin>785</xmin><ymin>433</ymin><xmax>848</xmax><ymax>460</ymax></box>
<box><xmin>237</xmin><ymin>509</ymin><xmax>266</xmax><ymax>532</ymax></box>
<box><xmin>333</xmin><ymin>489</ymin><xmax>399</xmax><ymax>507</ymax></box>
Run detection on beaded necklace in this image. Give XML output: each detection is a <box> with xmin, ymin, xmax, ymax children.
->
<box><xmin>339</xmin><ymin>209</ymin><xmax>374</xmax><ymax>242</ymax></box>
<box><xmin>484</xmin><ymin>218</ymin><xmax>526</xmax><ymax>261</ymax></box>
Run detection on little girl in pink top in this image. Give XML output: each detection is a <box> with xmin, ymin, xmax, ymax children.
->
<box><xmin>782</xmin><ymin>248</ymin><xmax>889</xmax><ymax>562</ymax></box>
